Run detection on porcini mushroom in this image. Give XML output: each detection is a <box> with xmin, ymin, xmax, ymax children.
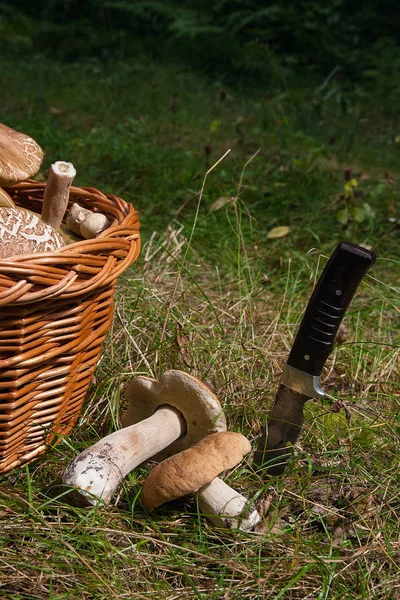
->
<box><xmin>0</xmin><ymin>206</ymin><xmax>65</xmax><ymax>258</ymax></box>
<box><xmin>41</xmin><ymin>161</ymin><xmax>76</xmax><ymax>230</ymax></box>
<box><xmin>66</xmin><ymin>202</ymin><xmax>110</xmax><ymax>239</ymax></box>
<box><xmin>0</xmin><ymin>123</ymin><xmax>44</xmax><ymax>186</ymax></box>
<box><xmin>142</xmin><ymin>431</ymin><xmax>261</xmax><ymax>532</ymax></box>
<box><xmin>62</xmin><ymin>371</ymin><xmax>227</xmax><ymax>504</ymax></box>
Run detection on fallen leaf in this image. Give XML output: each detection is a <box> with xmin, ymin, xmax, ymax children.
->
<box><xmin>267</xmin><ymin>225</ymin><xmax>290</xmax><ymax>239</ymax></box>
<box><xmin>49</xmin><ymin>106</ymin><xmax>63</xmax><ymax>115</ymax></box>
<box><xmin>210</xmin><ymin>196</ymin><xmax>235</xmax><ymax>212</ymax></box>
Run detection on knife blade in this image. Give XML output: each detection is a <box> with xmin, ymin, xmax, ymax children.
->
<box><xmin>253</xmin><ymin>241</ymin><xmax>376</xmax><ymax>475</ymax></box>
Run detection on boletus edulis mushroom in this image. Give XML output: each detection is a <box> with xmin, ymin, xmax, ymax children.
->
<box><xmin>142</xmin><ymin>431</ymin><xmax>261</xmax><ymax>532</ymax></box>
<box><xmin>0</xmin><ymin>122</ymin><xmax>44</xmax><ymax>186</ymax></box>
<box><xmin>0</xmin><ymin>122</ymin><xmax>43</xmax><ymax>211</ymax></box>
<box><xmin>62</xmin><ymin>371</ymin><xmax>227</xmax><ymax>504</ymax></box>
<box><xmin>0</xmin><ymin>124</ymin><xmax>74</xmax><ymax>254</ymax></box>
<box><xmin>0</xmin><ymin>206</ymin><xmax>65</xmax><ymax>259</ymax></box>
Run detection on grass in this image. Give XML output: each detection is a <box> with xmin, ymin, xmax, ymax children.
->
<box><xmin>0</xmin><ymin>52</ymin><xmax>399</xmax><ymax>599</ymax></box>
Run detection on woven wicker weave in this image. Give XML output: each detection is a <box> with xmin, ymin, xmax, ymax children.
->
<box><xmin>0</xmin><ymin>180</ymin><xmax>140</xmax><ymax>474</ymax></box>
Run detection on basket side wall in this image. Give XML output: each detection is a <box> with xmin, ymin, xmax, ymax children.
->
<box><xmin>0</xmin><ymin>284</ymin><xmax>116</xmax><ymax>474</ymax></box>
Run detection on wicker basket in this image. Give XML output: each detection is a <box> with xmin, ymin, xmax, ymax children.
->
<box><xmin>0</xmin><ymin>180</ymin><xmax>140</xmax><ymax>474</ymax></box>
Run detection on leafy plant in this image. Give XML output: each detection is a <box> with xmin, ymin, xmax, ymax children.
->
<box><xmin>336</xmin><ymin>168</ymin><xmax>375</xmax><ymax>231</ymax></box>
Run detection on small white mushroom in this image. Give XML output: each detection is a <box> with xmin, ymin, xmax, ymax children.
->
<box><xmin>66</xmin><ymin>203</ymin><xmax>92</xmax><ymax>235</ymax></box>
<box><xmin>142</xmin><ymin>432</ymin><xmax>261</xmax><ymax>532</ymax></box>
<box><xmin>0</xmin><ymin>123</ymin><xmax>44</xmax><ymax>186</ymax></box>
<box><xmin>66</xmin><ymin>202</ymin><xmax>110</xmax><ymax>239</ymax></box>
<box><xmin>41</xmin><ymin>161</ymin><xmax>76</xmax><ymax>230</ymax></box>
<box><xmin>62</xmin><ymin>371</ymin><xmax>227</xmax><ymax>504</ymax></box>
<box><xmin>0</xmin><ymin>206</ymin><xmax>65</xmax><ymax>258</ymax></box>
<box><xmin>80</xmin><ymin>212</ymin><xmax>110</xmax><ymax>239</ymax></box>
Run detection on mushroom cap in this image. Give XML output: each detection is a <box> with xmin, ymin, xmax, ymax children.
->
<box><xmin>121</xmin><ymin>370</ymin><xmax>226</xmax><ymax>461</ymax></box>
<box><xmin>142</xmin><ymin>431</ymin><xmax>251</xmax><ymax>512</ymax></box>
<box><xmin>0</xmin><ymin>123</ymin><xmax>44</xmax><ymax>186</ymax></box>
<box><xmin>0</xmin><ymin>207</ymin><xmax>65</xmax><ymax>258</ymax></box>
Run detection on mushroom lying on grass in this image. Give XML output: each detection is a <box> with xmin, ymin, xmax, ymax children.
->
<box><xmin>62</xmin><ymin>371</ymin><xmax>227</xmax><ymax>504</ymax></box>
<box><xmin>142</xmin><ymin>431</ymin><xmax>262</xmax><ymax>532</ymax></box>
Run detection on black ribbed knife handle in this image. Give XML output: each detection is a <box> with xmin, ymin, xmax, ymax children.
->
<box><xmin>287</xmin><ymin>242</ymin><xmax>376</xmax><ymax>376</ymax></box>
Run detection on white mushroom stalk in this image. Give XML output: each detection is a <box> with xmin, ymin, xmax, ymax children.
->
<box><xmin>63</xmin><ymin>406</ymin><xmax>185</xmax><ymax>504</ymax></box>
<box><xmin>142</xmin><ymin>432</ymin><xmax>262</xmax><ymax>533</ymax></box>
<box><xmin>62</xmin><ymin>371</ymin><xmax>227</xmax><ymax>504</ymax></box>
<box><xmin>196</xmin><ymin>477</ymin><xmax>261</xmax><ymax>532</ymax></box>
<box><xmin>42</xmin><ymin>161</ymin><xmax>76</xmax><ymax>230</ymax></box>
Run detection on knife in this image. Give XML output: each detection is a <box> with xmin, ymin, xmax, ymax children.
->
<box><xmin>253</xmin><ymin>241</ymin><xmax>376</xmax><ymax>475</ymax></box>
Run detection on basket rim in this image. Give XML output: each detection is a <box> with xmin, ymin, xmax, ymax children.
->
<box><xmin>0</xmin><ymin>180</ymin><xmax>141</xmax><ymax>304</ymax></box>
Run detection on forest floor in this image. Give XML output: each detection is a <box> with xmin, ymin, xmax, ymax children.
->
<box><xmin>1</xmin><ymin>54</ymin><xmax>399</xmax><ymax>599</ymax></box>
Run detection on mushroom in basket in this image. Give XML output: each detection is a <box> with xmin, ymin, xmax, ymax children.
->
<box><xmin>0</xmin><ymin>123</ymin><xmax>71</xmax><ymax>256</ymax></box>
<box><xmin>0</xmin><ymin>121</ymin><xmax>110</xmax><ymax>255</ymax></box>
<box><xmin>0</xmin><ymin>122</ymin><xmax>44</xmax><ymax>195</ymax></box>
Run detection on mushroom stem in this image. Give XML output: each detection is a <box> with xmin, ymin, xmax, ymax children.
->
<box><xmin>0</xmin><ymin>187</ymin><xmax>15</xmax><ymax>208</ymax></box>
<box><xmin>196</xmin><ymin>477</ymin><xmax>261</xmax><ymax>532</ymax></box>
<box><xmin>63</xmin><ymin>406</ymin><xmax>186</xmax><ymax>504</ymax></box>
<box><xmin>42</xmin><ymin>161</ymin><xmax>76</xmax><ymax>229</ymax></box>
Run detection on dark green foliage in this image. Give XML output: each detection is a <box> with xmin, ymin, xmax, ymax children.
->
<box><xmin>2</xmin><ymin>0</ymin><xmax>400</xmax><ymax>86</ymax></box>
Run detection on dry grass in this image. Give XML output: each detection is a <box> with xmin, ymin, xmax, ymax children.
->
<box><xmin>1</xmin><ymin>55</ymin><xmax>399</xmax><ymax>600</ymax></box>
<box><xmin>1</xmin><ymin>215</ymin><xmax>396</xmax><ymax>599</ymax></box>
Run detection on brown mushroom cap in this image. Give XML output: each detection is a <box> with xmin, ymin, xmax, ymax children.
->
<box><xmin>0</xmin><ymin>123</ymin><xmax>44</xmax><ymax>186</ymax></box>
<box><xmin>0</xmin><ymin>207</ymin><xmax>65</xmax><ymax>258</ymax></box>
<box><xmin>142</xmin><ymin>431</ymin><xmax>251</xmax><ymax>512</ymax></box>
<box><xmin>121</xmin><ymin>370</ymin><xmax>227</xmax><ymax>461</ymax></box>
